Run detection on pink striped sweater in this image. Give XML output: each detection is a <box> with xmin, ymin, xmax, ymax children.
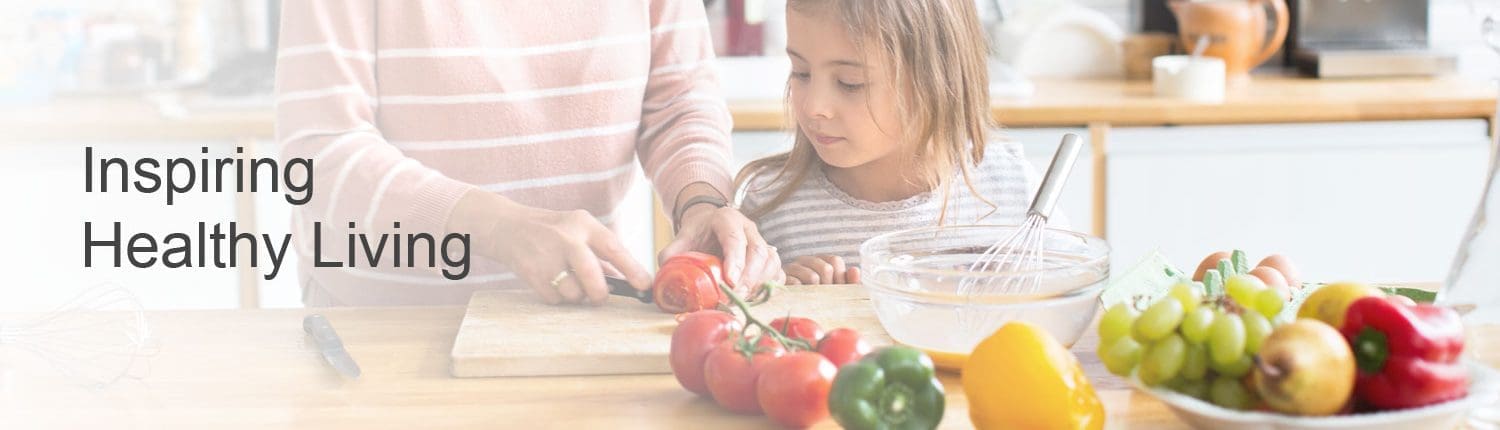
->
<box><xmin>275</xmin><ymin>1</ymin><xmax>732</xmax><ymax>306</ymax></box>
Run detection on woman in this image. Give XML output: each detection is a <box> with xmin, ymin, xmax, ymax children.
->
<box><xmin>275</xmin><ymin>0</ymin><xmax>780</xmax><ymax>306</ymax></box>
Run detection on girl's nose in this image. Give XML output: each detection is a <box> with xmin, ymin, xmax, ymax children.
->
<box><xmin>803</xmin><ymin>87</ymin><xmax>835</xmax><ymax>120</ymax></box>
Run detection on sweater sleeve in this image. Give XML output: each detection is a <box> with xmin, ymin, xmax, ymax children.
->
<box><xmin>275</xmin><ymin>0</ymin><xmax>475</xmax><ymax>239</ymax></box>
<box><xmin>634</xmin><ymin>0</ymin><xmax>735</xmax><ymax>217</ymax></box>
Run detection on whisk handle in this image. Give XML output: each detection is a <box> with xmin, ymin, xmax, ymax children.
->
<box><xmin>1030</xmin><ymin>133</ymin><xmax>1084</xmax><ymax>219</ymax></box>
<box><xmin>304</xmin><ymin>314</ymin><xmax>342</xmax><ymax>347</ymax></box>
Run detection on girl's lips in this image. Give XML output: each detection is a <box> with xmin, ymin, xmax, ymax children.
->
<box><xmin>814</xmin><ymin>135</ymin><xmax>845</xmax><ymax>145</ymax></box>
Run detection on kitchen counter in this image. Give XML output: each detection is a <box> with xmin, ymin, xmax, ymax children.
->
<box><xmin>730</xmin><ymin>74</ymin><xmax>1498</xmax><ymax>130</ymax></box>
<box><xmin>7</xmin><ymin>286</ymin><xmax>1497</xmax><ymax>429</ymax></box>
<box><xmin>3</xmin><ymin>76</ymin><xmax>1493</xmax><ymax>141</ymax></box>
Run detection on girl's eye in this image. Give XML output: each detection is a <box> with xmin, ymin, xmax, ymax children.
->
<box><xmin>790</xmin><ymin>71</ymin><xmax>811</xmax><ymax>81</ymax></box>
<box><xmin>838</xmin><ymin>81</ymin><xmax>865</xmax><ymax>92</ymax></box>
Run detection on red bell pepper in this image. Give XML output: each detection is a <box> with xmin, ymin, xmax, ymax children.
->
<box><xmin>1339</xmin><ymin>295</ymin><xmax>1469</xmax><ymax>410</ymax></box>
<box><xmin>653</xmin><ymin>252</ymin><xmax>730</xmax><ymax>314</ymax></box>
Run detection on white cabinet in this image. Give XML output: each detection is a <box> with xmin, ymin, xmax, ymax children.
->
<box><xmin>1000</xmin><ymin>127</ymin><xmax>1094</xmax><ymax>232</ymax></box>
<box><xmin>1106</xmin><ymin>119</ymin><xmax>1493</xmax><ymax>283</ymax></box>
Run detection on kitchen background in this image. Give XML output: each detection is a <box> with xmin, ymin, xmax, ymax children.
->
<box><xmin>1</xmin><ymin>0</ymin><xmax>1496</xmax><ymax>311</ymax></box>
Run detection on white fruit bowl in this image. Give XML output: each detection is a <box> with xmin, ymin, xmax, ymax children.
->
<box><xmin>1132</xmin><ymin>362</ymin><xmax>1500</xmax><ymax>430</ymax></box>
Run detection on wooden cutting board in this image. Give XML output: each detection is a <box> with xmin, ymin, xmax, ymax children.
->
<box><xmin>450</xmin><ymin>285</ymin><xmax>892</xmax><ymax>377</ymax></box>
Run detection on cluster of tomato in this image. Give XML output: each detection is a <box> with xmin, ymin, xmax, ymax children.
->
<box><xmin>670</xmin><ymin>310</ymin><xmax>871</xmax><ymax>427</ymax></box>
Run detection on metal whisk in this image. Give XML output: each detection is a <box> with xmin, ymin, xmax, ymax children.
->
<box><xmin>962</xmin><ymin>133</ymin><xmax>1084</xmax><ymax>295</ymax></box>
<box><xmin>0</xmin><ymin>284</ymin><xmax>157</xmax><ymax>387</ymax></box>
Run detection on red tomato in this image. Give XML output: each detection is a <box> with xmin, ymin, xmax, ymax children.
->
<box><xmin>670</xmin><ymin>310</ymin><xmax>742</xmax><ymax>395</ymax></box>
<box><xmin>756</xmin><ymin>352</ymin><xmax>837</xmax><ymax>427</ymax></box>
<box><xmin>655</xmin><ymin>252</ymin><xmax>729</xmax><ymax>314</ymax></box>
<box><xmin>769</xmin><ymin>317</ymin><xmax>824</xmax><ymax>347</ymax></box>
<box><xmin>753</xmin><ymin>332</ymin><xmax>786</xmax><ymax>351</ymax></box>
<box><xmin>704</xmin><ymin>336</ymin><xmax>786</xmax><ymax>414</ymax></box>
<box><xmin>815</xmin><ymin>328</ymin><xmax>871</xmax><ymax>368</ymax></box>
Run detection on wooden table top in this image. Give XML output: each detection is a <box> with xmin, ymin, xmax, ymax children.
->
<box><xmin>3</xmin><ymin>75</ymin><xmax>1492</xmax><ymax>141</ymax></box>
<box><xmin>5</xmin><ymin>286</ymin><xmax>1495</xmax><ymax>429</ymax></box>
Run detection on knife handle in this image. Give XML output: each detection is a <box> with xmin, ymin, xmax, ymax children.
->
<box><xmin>605</xmin><ymin>276</ymin><xmax>654</xmax><ymax>304</ymax></box>
<box><xmin>303</xmin><ymin>314</ymin><xmax>344</xmax><ymax>349</ymax></box>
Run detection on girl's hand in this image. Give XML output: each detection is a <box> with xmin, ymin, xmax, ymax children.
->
<box><xmin>486</xmin><ymin>204</ymin><xmax>652</xmax><ymax>306</ymax></box>
<box><xmin>659</xmin><ymin>205</ymin><xmax>784</xmax><ymax>293</ymax></box>
<box><xmin>783</xmin><ymin>255</ymin><xmax>861</xmax><ymax>285</ymax></box>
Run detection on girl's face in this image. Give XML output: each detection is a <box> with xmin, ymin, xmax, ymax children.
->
<box><xmin>786</xmin><ymin>7</ymin><xmax>906</xmax><ymax>170</ymax></box>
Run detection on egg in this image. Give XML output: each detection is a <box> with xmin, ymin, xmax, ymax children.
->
<box><xmin>1257</xmin><ymin>254</ymin><xmax>1302</xmax><ymax>289</ymax></box>
<box><xmin>1193</xmin><ymin>251</ymin><xmax>1231</xmax><ymax>281</ymax></box>
<box><xmin>1249</xmin><ymin>265</ymin><xmax>1291</xmax><ymax>297</ymax></box>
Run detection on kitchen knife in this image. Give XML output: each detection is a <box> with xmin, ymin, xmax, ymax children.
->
<box><xmin>605</xmin><ymin>276</ymin><xmax>654</xmax><ymax>304</ymax></box>
<box><xmin>303</xmin><ymin>314</ymin><xmax>362</xmax><ymax>379</ymax></box>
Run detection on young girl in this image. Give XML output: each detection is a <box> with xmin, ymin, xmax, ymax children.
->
<box><xmin>736</xmin><ymin>0</ymin><xmax>1055</xmax><ymax>285</ymax></box>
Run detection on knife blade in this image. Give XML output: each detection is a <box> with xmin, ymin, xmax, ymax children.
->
<box><xmin>605</xmin><ymin>276</ymin><xmax>654</xmax><ymax>304</ymax></box>
<box><xmin>303</xmin><ymin>314</ymin><xmax>362</xmax><ymax>379</ymax></box>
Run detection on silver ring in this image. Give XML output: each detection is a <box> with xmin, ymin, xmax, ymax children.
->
<box><xmin>549</xmin><ymin>270</ymin><xmax>572</xmax><ymax>289</ymax></box>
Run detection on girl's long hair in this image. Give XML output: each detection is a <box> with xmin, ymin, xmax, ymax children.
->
<box><xmin>735</xmin><ymin>0</ymin><xmax>997</xmax><ymax>223</ymax></box>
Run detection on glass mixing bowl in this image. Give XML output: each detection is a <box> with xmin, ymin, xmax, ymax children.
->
<box><xmin>859</xmin><ymin>225</ymin><xmax>1109</xmax><ymax>369</ymax></box>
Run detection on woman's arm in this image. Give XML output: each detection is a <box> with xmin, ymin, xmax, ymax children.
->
<box><xmin>276</xmin><ymin>1</ymin><xmax>650</xmax><ymax>303</ymax></box>
<box><xmin>276</xmin><ymin>0</ymin><xmax>474</xmax><ymax>247</ymax></box>
<box><xmin>635</xmin><ymin>0</ymin><xmax>783</xmax><ymax>290</ymax></box>
<box><xmin>634</xmin><ymin>0</ymin><xmax>734</xmax><ymax>218</ymax></box>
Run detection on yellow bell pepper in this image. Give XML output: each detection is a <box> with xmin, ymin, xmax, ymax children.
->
<box><xmin>963</xmin><ymin>321</ymin><xmax>1104</xmax><ymax>430</ymax></box>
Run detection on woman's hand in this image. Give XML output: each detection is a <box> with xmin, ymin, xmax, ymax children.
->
<box><xmin>659</xmin><ymin>205</ymin><xmax>783</xmax><ymax>293</ymax></box>
<box><xmin>783</xmin><ymin>255</ymin><xmax>861</xmax><ymax>286</ymax></box>
<box><xmin>481</xmin><ymin>202</ymin><xmax>652</xmax><ymax>306</ymax></box>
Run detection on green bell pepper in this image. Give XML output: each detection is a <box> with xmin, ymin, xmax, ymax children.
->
<box><xmin>827</xmin><ymin>346</ymin><xmax>945</xmax><ymax>430</ymax></box>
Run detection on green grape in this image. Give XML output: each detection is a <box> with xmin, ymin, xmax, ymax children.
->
<box><xmin>1180</xmin><ymin>307</ymin><xmax>1215</xmax><ymax>344</ymax></box>
<box><xmin>1168</xmin><ymin>282</ymin><xmax>1202</xmax><ymax>314</ymax></box>
<box><xmin>1099</xmin><ymin>336</ymin><xmax>1143</xmax><ymax>377</ymax></box>
<box><xmin>1138</xmin><ymin>359</ymin><xmax>1169</xmax><ymax>386</ymax></box>
<box><xmin>1175</xmin><ymin>378</ymin><xmax>1211</xmax><ymax>401</ymax></box>
<box><xmin>1225</xmin><ymin>274</ymin><xmax>1267</xmax><ymax>308</ymax></box>
<box><xmin>1242</xmin><ymin>311</ymin><xmax>1273</xmax><ymax>355</ymax></box>
<box><xmin>1166</xmin><ymin>377</ymin><xmax>1187</xmax><ymax>390</ymax></box>
<box><xmin>1180</xmin><ymin>342</ymin><xmax>1209</xmax><ymax>381</ymax></box>
<box><xmin>1209</xmin><ymin>354</ymin><xmax>1253</xmax><ymax>378</ymax></box>
<box><xmin>1099</xmin><ymin>302</ymin><xmax>1139</xmax><ymax>343</ymax></box>
<box><xmin>1210</xmin><ymin>377</ymin><xmax>1257</xmax><ymax>410</ymax></box>
<box><xmin>1144</xmin><ymin>334</ymin><xmax>1188</xmax><ymax>382</ymax></box>
<box><xmin>1132</xmin><ymin>298</ymin><xmax>1185</xmax><ymax>343</ymax></box>
<box><xmin>1208</xmin><ymin>310</ymin><xmax>1247</xmax><ymax>366</ymax></box>
<box><xmin>1253</xmin><ymin>287</ymin><xmax>1287</xmax><ymax>318</ymax></box>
